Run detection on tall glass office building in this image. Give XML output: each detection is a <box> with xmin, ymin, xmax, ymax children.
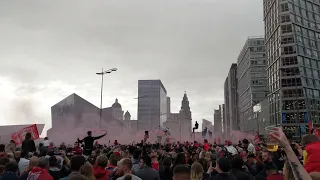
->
<box><xmin>137</xmin><ymin>80</ymin><xmax>167</xmax><ymax>131</ymax></box>
<box><xmin>264</xmin><ymin>0</ymin><xmax>320</xmax><ymax>138</ymax></box>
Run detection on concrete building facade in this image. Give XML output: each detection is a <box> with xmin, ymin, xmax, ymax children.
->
<box><xmin>137</xmin><ymin>80</ymin><xmax>167</xmax><ymax>131</ymax></box>
<box><xmin>237</xmin><ymin>37</ymin><xmax>268</xmax><ymax>133</ymax></box>
<box><xmin>214</xmin><ymin>105</ymin><xmax>222</xmax><ymax>135</ymax></box>
<box><xmin>224</xmin><ymin>64</ymin><xmax>239</xmax><ymax>135</ymax></box>
<box><xmin>264</xmin><ymin>0</ymin><xmax>320</xmax><ymax>139</ymax></box>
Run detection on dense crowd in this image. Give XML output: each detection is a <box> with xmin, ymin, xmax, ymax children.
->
<box><xmin>0</xmin><ymin>128</ymin><xmax>319</xmax><ymax>180</ymax></box>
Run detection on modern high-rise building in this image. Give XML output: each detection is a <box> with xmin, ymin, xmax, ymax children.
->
<box><xmin>137</xmin><ymin>80</ymin><xmax>167</xmax><ymax>131</ymax></box>
<box><xmin>221</xmin><ymin>104</ymin><xmax>226</xmax><ymax>133</ymax></box>
<box><xmin>224</xmin><ymin>64</ymin><xmax>239</xmax><ymax>135</ymax></box>
<box><xmin>167</xmin><ymin>97</ymin><xmax>171</xmax><ymax>114</ymax></box>
<box><xmin>214</xmin><ymin>105</ymin><xmax>222</xmax><ymax>134</ymax></box>
<box><xmin>237</xmin><ymin>37</ymin><xmax>268</xmax><ymax>133</ymax></box>
<box><xmin>264</xmin><ymin>0</ymin><xmax>320</xmax><ymax>138</ymax></box>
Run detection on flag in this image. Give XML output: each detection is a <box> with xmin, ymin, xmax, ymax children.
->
<box><xmin>253</xmin><ymin>132</ymin><xmax>262</xmax><ymax>144</ymax></box>
<box><xmin>308</xmin><ymin>121</ymin><xmax>313</xmax><ymax>134</ymax></box>
<box><xmin>11</xmin><ymin>124</ymin><xmax>39</xmax><ymax>145</ymax></box>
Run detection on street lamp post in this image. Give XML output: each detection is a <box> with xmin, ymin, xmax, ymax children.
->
<box><xmin>96</xmin><ymin>68</ymin><xmax>117</xmax><ymax>128</ymax></box>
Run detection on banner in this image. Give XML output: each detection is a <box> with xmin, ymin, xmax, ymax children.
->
<box><xmin>11</xmin><ymin>124</ymin><xmax>39</xmax><ymax>145</ymax></box>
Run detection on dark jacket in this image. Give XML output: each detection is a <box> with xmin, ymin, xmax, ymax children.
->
<box><xmin>209</xmin><ymin>173</ymin><xmax>235</xmax><ymax>180</ymax></box>
<box><xmin>78</xmin><ymin>134</ymin><xmax>106</xmax><ymax>151</ymax></box>
<box><xmin>229</xmin><ymin>169</ymin><xmax>254</xmax><ymax>180</ymax></box>
<box><xmin>21</xmin><ymin>139</ymin><xmax>36</xmax><ymax>153</ymax></box>
<box><xmin>0</xmin><ymin>172</ymin><xmax>19</xmax><ymax>180</ymax></box>
<box><xmin>49</xmin><ymin>167</ymin><xmax>61</xmax><ymax>180</ymax></box>
<box><xmin>159</xmin><ymin>166</ymin><xmax>172</xmax><ymax>180</ymax></box>
<box><xmin>135</xmin><ymin>166</ymin><xmax>160</xmax><ymax>180</ymax></box>
<box><xmin>19</xmin><ymin>170</ymin><xmax>30</xmax><ymax>180</ymax></box>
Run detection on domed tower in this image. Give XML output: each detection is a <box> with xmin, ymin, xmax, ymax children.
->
<box><xmin>124</xmin><ymin>110</ymin><xmax>131</xmax><ymax>120</ymax></box>
<box><xmin>112</xmin><ymin>98</ymin><xmax>124</xmax><ymax>120</ymax></box>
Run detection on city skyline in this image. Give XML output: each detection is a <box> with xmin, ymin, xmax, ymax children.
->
<box><xmin>0</xmin><ymin>0</ymin><xmax>264</xmax><ymax>134</ymax></box>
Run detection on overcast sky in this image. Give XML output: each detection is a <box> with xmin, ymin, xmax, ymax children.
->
<box><xmin>0</xmin><ymin>0</ymin><xmax>264</xmax><ymax>135</ymax></box>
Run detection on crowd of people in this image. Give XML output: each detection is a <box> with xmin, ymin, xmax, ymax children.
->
<box><xmin>0</xmin><ymin>128</ymin><xmax>319</xmax><ymax>180</ymax></box>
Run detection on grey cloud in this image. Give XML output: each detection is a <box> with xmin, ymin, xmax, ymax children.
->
<box><xmin>0</xmin><ymin>0</ymin><xmax>264</xmax><ymax>125</ymax></box>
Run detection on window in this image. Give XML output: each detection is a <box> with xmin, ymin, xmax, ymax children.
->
<box><xmin>295</xmin><ymin>25</ymin><xmax>302</xmax><ymax>34</ymax></box>
<box><xmin>282</xmin><ymin>24</ymin><xmax>293</xmax><ymax>33</ymax></box>
<box><xmin>304</xmin><ymin>38</ymin><xmax>310</xmax><ymax>47</ymax></box>
<box><xmin>282</xmin><ymin>46</ymin><xmax>296</xmax><ymax>55</ymax></box>
<box><xmin>281</xmin><ymin>35</ymin><xmax>294</xmax><ymax>44</ymax></box>
<box><xmin>306</xmin><ymin>48</ymin><xmax>312</xmax><ymax>56</ymax></box>
<box><xmin>296</xmin><ymin>16</ymin><xmax>302</xmax><ymax>23</ymax></box>
<box><xmin>281</xmin><ymin>14</ymin><xmax>291</xmax><ymax>23</ymax></box>
<box><xmin>302</xmin><ymin>28</ymin><xmax>308</xmax><ymax>36</ymax></box>
<box><xmin>281</xmin><ymin>3</ymin><xmax>289</xmax><ymax>12</ymax></box>
<box><xmin>297</xmin><ymin>35</ymin><xmax>303</xmax><ymax>44</ymax></box>
<box><xmin>282</xmin><ymin>56</ymin><xmax>298</xmax><ymax>65</ymax></box>
<box><xmin>307</xmin><ymin>2</ymin><xmax>313</xmax><ymax>11</ymax></box>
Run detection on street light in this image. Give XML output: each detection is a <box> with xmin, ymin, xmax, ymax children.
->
<box><xmin>96</xmin><ymin>68</ymin><xmax>117</xmax><ymax>128</ymax></box>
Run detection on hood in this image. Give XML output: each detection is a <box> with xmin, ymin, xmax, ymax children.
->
<box><xmin>93</xmin><ymin>166</ymin><xmax>108</xmax><ymax>178</ymax></box>
<box><xmin>28</xmin><ymin>167</ymin><xmax>45</xmax><ymax>180</ymax></box>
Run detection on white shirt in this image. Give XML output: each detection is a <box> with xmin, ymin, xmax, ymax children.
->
<box><xmin>18</xmin><ymin>158</ymin><xmax>29</xmax><ymax>173</ymax></box>
<box><xmin>247</xmin><ymin>143</ymin><xmax>256</xmax><ymax>155</ymax></box>
<box><xmin>43</xmin><ymin>140</ymin><xmax>50</xmax><ymax>147</ymax></box>
<box><xmin>226</xmin><ymin>145</ymin><xmax>238</xmax><ymax>155</ymax></box>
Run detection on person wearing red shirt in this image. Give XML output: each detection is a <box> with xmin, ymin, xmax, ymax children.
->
<box><xmin>72</xmin><ymin>142</ymin><xmax>83</xmax><ymax>155</ymax></box>
<box><xmin>203</xmin><ymin>139</ymin><xmax>209</xmax><ymax>152</ymax></box>
<box><xmin>302</xmin><ymin>134</ymin><xmax>320</xmax><ymax>173</ymax></box>
<box><xmin>93</xmin><ymin>155</ymin><xmax>109</xmax><ymax>180</ymax></box>
<box><xmin>150</xmin><ymin>151</ymin><xmax>159</xmax><ymax>170</ymax></box>
<box><xmin>27</xmin><ymin>157</ymin><xmax>53</xmax><ymax>180</ymax></box>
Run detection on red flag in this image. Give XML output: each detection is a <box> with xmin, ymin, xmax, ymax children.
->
<box><xmin>254</xmin><ymin>132</ymin><xmax>262</xmax><ymax>144</ymax></box>
<box><xmin>11</xmin><ymin>124</ymin><xmax>39</xmax><ymax>145</ymax></box>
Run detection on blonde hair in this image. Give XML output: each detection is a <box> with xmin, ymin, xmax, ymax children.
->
<box><xmin>191</xmin><ymin>162</ymin><xmax>203</xmax><ymax>180</ymax></box>
<box><xmin>284</xmin><ymin>160</ymin><xmax>294</xmax><ymax>180</ymax></box>
<box><xmin>80</xmin><ymin>162</ymin><xmax>96</xmax><ymax>180</ymax></box>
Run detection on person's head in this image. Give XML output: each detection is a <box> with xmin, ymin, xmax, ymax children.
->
<box><xmin>21</xmin><ymin>150</ymin><xmax>29</xmax><ymax>159</ymax></box>
<box><xmin>0</xmin><ymin>144</ymin><xmax>5</xmax><ymax>153</ymax></box>
<box><xmin>87</xmin><ymin>131</ymin><xmax>92</xmax><ymax>137</ymax></box>
<box><xmin>216</xmin><ymin>157</ymin><xmax>230</xmax><ymax>173</ymax></box>
<box><xmin>49</xmin><ymin>156</ymin><xmax>58</xmax><ymax>167</ymax></box>
<box><xmin>302</xmin><ymin>134</ymin><xmax>319</xmax><ymax>146</ymax></box>
<box><xmin>198</xmin><ymin>158</ymin><xmax>208</xmax><ymax>172</ymax></box>
<box><xmin>204</xmin><ymin>139</ymin><xmax>208</xmax><ymax>143</ymax></box>
<box><xmin>91</xmin><ymin>151</ymin><xmax>97</xmax><ymax>158</ymax></box>
<box><xmin>132</xmin><ymin>149</ymin><xmax>141</xmax><ymax>160</ymax></box>
<box><xmin>25</xmin><ymin>132</ymin><xmax>32</xmax><ymax>140</ymax></box>
<box><xmin>71</xmin><ymin>155</ymin><xmax>86</xmax><ymax>172</ymax></box>
<box><xmin>262</xmin><ymin>150</ymin><xmax>272</xmax><ymax>163</ymax></box>
<box><xmin>247</xmin><ymin>154</ymin><xmax>256</xmax><ymax>164</ymax></box>
<box><xmin>162</xmin><ymin>157</ymin><xmax>172</xmax><ymax>168</ymax></box>
<box><xmin>4</xmin><ymin>161</ymin><xmax>18</xmax><ymax>173</ymax></box>
<box><xmin>44</xmin><ymin>137</ymin><xmax>48</xmax><ymax>140</ymax></box>
<box><xmin>242</xmin><ymin>139</ymin><xmax>249</xmax><ymax>147</ymax></box>
<box><xmin>9</xmin><ymin>140</ymin><xmax>15</xmax><ymax>145</ymax></box>
<box><xmin>96</xmin><ymin>155</ymin><xmax>108</xmax><ymax>168</ymax></box>
<box><xmin>265</xmin><ymin>162</ymin><xmax>278</xmax><ymax>176</ymax></box>
<box><xmin>28</xmin><ymin>156</ymin><xmax>38</xmax><ymax>169</ymax></box>
<box><xmin>109</xmin><ymin>154</ymin><xmax>120</xmax><ymax>166</ymax></box>
<box><xmin>173</xmin><ymin>165</ymin><xmax>190</xmax><ymax>180</ymax></box>
<box><xmin>38</xmin><ymin>157</ymin><xmax>49</xmax><ymax>169</ymax></box>
<box><xmin>173</xmin><ymin>153</ymin><xmax>186</xmax><ymax>166</ymax></box>
<box><xmin>190</xmin><ymin>162</ymin><xmax>203</xmax><ymax>180</ymax></box>
<box><xmin>14</xmin><ymin>151</ymin><xmax>21</xmax><ymax>159</ymax></box>
<box><xmin>231</xmin><ymin>155</ymin><xmax>244</xmax><ymax>170</ymax></box>
<box><xmin>118</xmin><ymin>158</ymin><xmax>132</xmax><ymax>176</ymax></box>
<box><xmin>139</xmin><ymin>155</ymin><xmax>151</xmax><ymax>169</ymax></box>
<box><xmin>0</xmin><ymin>157</ymin><xmax>9</xmax><ymax>166</ymax></box>
<box><xmin>80</xmin><ymin>162</ymin><xmax>95</xmax><ymax>180</ymax></box>
<box><xmin>74</xmin><ymin>142</ymin><xmax>79</xmax><ymax>148</ymax></box>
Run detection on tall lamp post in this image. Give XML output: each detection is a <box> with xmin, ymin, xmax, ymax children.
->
<box><xmin>96</xmin><ymin>68</ymin><xmax>117</xmax><ymax>128</ymax></box>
